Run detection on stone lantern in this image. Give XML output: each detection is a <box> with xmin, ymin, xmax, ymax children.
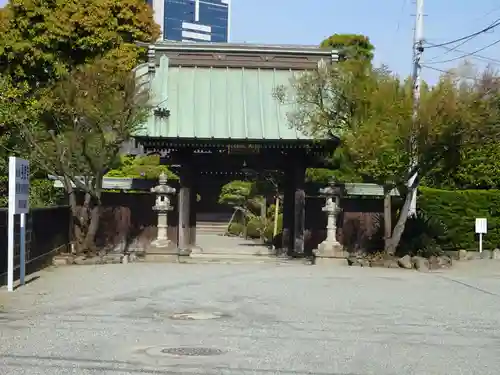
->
<box><xmin>150</xmin><ymin>172</ymin><xmax>176</xmax><ymax>248</ymax></box>
<box><xmin>314</xmin><ymin>178</ymin><xmax>346</xmax><ymax>261</ymax></box>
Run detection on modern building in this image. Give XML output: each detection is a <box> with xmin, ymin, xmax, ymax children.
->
<box><xmin>151</xmin><ymin>0</ymin><xmax>231</xmax><ymax>43</ymax></box>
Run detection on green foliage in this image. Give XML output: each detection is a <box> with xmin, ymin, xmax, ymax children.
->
<box><xmin>320</xmin><ymin>34</ymin><xmax>375</xmax><ymax>63</ymax></box>
<box><xmin>13</xmin><ymin>59</ymin><xmax>151</xmax><ymax>253</ymax></box>
<box><xmin>21</xmin><ymin>60</ymin><xmax>149</xmax><ymax>196</ymax></box>
<box><xmin>246</xmin><ymin>196</ymin><xmax>265</xmax><ymax>214</ymax></box>
<box><xmin>275</xmin><ymin>56</ymin><xmax>500</xmax><ymax>253</ymax></box>
<box><xmin>0</xmin><ymin>75</ymin><xmax>34</xmax><ymax>171</ymax></box>
<box><xmin>107</xmin><ymin>155</ymin><xmax>178</xmax><ymax>180</ymax></box>
<box><xmin>306</xmin><ymin>166</ymin><xmax>362</xmax><ymax>184</ymax></box>
<box><xmin>0</xmin><ymin>177</ymin><xmax>64</xmax><ymax>208</ymax></box>
<box><xmin>29</xmin><ymin>179</ymin><xmax>65</xmax><ymax>207</ymax></box>
<box><xmin>425</xmin><ymin>141</ymin><xmax>500</xmax><ymax>189</ymax></box>
<box><xmin>0</xmin><ymin>0</ymin><xmax>160</xmax><ymax>87</ymax></box>
<box><xmin>263</xmin><ymin>213</ymin><xmax>283</xmax><ymax>243</ymax></box>
<box><xmin>228</xmin><ymin>222</ymin><xmax>244</xmax><ymax>236</ymax></box>
<box><xmin>218</xmin><ymin>180</ymin><xmax>253</xmax><ymax>207</ymax></box>
<box><xmin>305</xmin><ymin>168</ymin><xmax>336</xmax><ymax>184</ymax></box>
<box><xmin>277</xmin><ymin>61</ymin><xmax>498</xmax><ymax>190</ymax></box>
<box><xmin>396</xmin><ymin>211</ymin><xmax>448</xmax><ymax>257</ymax></box>
<box><xmin>419</xmin><ymin>187</ymin><xmax>500</xmax><ymax>250</ymax></box>
<box><xmin>246</xmin><ymin>217</ymin><xmax>265</xmax><ymax>239</ymax></box>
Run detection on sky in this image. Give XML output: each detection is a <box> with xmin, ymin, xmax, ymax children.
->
<box><xmin>230</xmin><ymin>0</ymin><xmax>500</xmax><ymax>84</ymax></box>
<box><xmin>0</xmin><ymin>0</ymin><xmax>499</xmax><ymax>84</ymax></box>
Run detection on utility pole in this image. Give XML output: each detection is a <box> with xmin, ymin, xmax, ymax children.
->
<box><xmin>408</xmin><ymin>0</ymin><xmax>424</xmax><ymax>216</ymax></box>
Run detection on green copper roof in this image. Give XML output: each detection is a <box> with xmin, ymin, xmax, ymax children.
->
<box><xmin>134</xmin><ymin>58</ymin><xmax>310</xmax><ymax>140</ymax></box>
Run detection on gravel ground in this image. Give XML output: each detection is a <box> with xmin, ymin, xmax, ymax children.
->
<box><xmin>1</xmin><ymin>260</ymin><xmax>500</xmax><ymax>374</ymax></box>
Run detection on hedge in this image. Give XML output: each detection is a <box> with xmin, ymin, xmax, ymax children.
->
<box><xmin>419</xmin><ymin>187</ymin><xmax>500</xmax><ymax>251</ymax></box>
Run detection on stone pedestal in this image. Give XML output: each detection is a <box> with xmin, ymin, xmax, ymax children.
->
<box><xmin>316</xmin><ymin>241</ymin><xmax>347</xmax><ymax>259</ymax></box>
<box><xmin>151</xmin><ymin>211</ymin><xmax>169</xmax><ymax>248</ymax></box>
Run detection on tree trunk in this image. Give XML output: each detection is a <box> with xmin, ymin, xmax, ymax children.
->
<box><xmin>83</xmin><ymin>204</ymin><xmax>100</xmax><ymax>253</ymax></box>
<box><xmin>386</xmin><ymin>186</ymin><xmax>415</xmax><ymax>255</ymax></box>
<box><xmin>383</xmin><ymin>188</ymin><xmax>392</xmax><ymax>255</ymax></box>
<box><xmin>66</xmin><ymin>188</ymin><xmax>102</xmax><ymax>255</ymax></box>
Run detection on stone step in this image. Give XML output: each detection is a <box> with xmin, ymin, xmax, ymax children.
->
<box><xmin>197</xmin><ymin>221</ymin><xmax>228</xmax><ymax>227</ymax></box>
<box><xmin>197</xmin><ymin>221</ymin><xmax>228</xmax><ymax>234</ymax></box>
<box><xmin>192</xmin><ymin>247</ymin><xmax>271</xmax><ymax>256</ymax></box>
<box><xmin>197</xmin><ymin>225</ymin><xmax>227</xmax><ymax>231</ymax></box>
<box><xmin>196</xmin><ymin>213</ymin><xmax>233</xmax><ymax>222</ymax></box>
<box><xmin>180</xmin><ymin>255</ymin><xmax>284</xmax><ymax>265</ymax></box>
<box><xmin>191</xmin><ymin>248</ymin><xmax>273</xmax><ymax>257</ymax></box>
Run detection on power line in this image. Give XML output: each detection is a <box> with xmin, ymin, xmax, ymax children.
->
<box><xmin>395</xmin><ymin>0</ymin><xmax>409</xmax><ymax>34</ymax></box>
<box><xmin>426</xmin><ymin>15</ymin><xmax>500</xmax><ymax>62</ymax></box>
<box><xmin>427</xmin><ymin>36</ymin><xmax>483</xmax><ymax>62</ymax></box>
<box><xmin>422</xmin><ymin>64</ymin><xmax>479</xmax><ymax>81</ymax></box>
<box><xmin>423</xmin><ymin>64</ymin><xmax>500</xmax><ymax>85</ymax></box>
<box><xmin>426</xmin><ymin>41</ymin><xmax>500</xmax><ymax>65</ymax></box>
<box><xmin>475</xmin><ymin>4</ymin><xmax>500</xmax><ymax>21</ymax></box>
<box><xmin>424</xmin><ymin>18</ymin><xmax>500</xmax><ymax>49</ymax></box>
<box><xmin>425</xmin><ymin>38</ymin><xmax>500</xmax><ymax>64</ymax></box>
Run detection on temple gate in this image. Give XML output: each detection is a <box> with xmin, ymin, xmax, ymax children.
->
<box><xmin>133</xmin><ymin>41</ymin><xmax>340</xmax><ymax>258</ymax></box>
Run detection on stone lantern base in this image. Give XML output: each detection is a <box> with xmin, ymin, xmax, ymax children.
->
<box><xmin>314</xmin><ymin>242</ymin><xmax>348</xmax><ymax>266</ymax></box>
<box><xmin>145</xmin><ymin>240</ymin><xmax>179</xmax><ymax>262</ymax></box>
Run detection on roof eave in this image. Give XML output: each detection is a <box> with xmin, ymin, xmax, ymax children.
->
<box><xmin>136</xmin><ymin>41</ymin><xmax>337</xmax><ymax>58</ymax></box>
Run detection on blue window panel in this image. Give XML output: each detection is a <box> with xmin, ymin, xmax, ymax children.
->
<box><xmin>164</xmin><ymin>0</ymin><xmax>195</xmax><ymax>40</ymax></box>
<box><xmin>199</xmin><ymin>2</ymin><xmax>228</xmax><ymax>42</ymax></box>
<box><xmin>163</xmin><ymin>0</ymin><xmax>229</xmax><ymax>42</ymax></box>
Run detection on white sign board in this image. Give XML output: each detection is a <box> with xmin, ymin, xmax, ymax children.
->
<box><xmin>475</xmin><ymin>218</ymin><xmax>487</xmax><ymax>234</ymax></box>
<box><xmin>8</xmin><ymin>157</ymin><xmax>30</xmax><ymax>214</ymax></box>
<box><xmin>7</xmin><ymin>156</ymin><xmax>30</xmax><ymax>292</ymax></box>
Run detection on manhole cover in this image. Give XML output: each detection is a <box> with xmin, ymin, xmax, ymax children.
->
<box><xmin>170</xmin><ymin>311</ymin><xmax>228</xmax><ymax>320</ymax></box>
<box><xmin>160</xmin><ymin>347</ymin><xmax>224</xmax><ymax>357</ymax></box>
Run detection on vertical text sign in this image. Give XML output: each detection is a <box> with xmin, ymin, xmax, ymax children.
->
<box><xmin>475</xmin><ymin>218</ymin><xmax>487</xmax><ymax>234</ymax></box>
<box><xmin>8</xmin><ymin>157</ymin><xmax>30</xmax><ymax>214</ymax></box>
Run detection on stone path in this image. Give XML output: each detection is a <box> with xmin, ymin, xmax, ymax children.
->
<box><xmin>1</xmin><ymin>261</ymin><xmax>500</xmax><ymax>374</ymax></box>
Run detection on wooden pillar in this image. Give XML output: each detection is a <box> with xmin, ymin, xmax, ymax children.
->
<box><xmin>178</xmin><ymin>155</ymin><xmax>193</xmax><ymax>252</ymax></box>
<box><xmin>189</xmin><ymin>177</ymin><xmax>197</xmax><ymax>248</ymax></box>
<box><xmin>282</xmin><ymin>168</ymin><xmax>295</xmax><ymax>256</ymax></box>
<box><xmin>293</xmin><ymin>163</ymin><xmax>306</xmax><ymax>256</ymax></box>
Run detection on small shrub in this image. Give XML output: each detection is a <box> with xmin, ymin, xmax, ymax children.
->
<box><xmin>228</xmin><ymin>222</ymin><xmax>244</xmax><ymax>236</ymax></box>
<box><xmin>246</xmin><ymin>217</ymin><xmax>265</xmax><ymax>239</ymax></box>
<box><xmin>396</xmin><ymin>211</ymin><xmax>448</xmax><ymax>257</ymax></box>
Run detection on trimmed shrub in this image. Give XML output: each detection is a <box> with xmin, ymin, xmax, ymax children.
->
<box><xmin>228</xmin><ymin>222</ymin><xmax>244</xmax><ymax>236</ymax></box>
<box><xmin>419</xmin><ymin>187</ymin><xmax>500</xmax><ymax>250</ymax></box>
<box><xmin>218</xmin><ymin>180</ymin><xmax>253</xmax><ymax>207</ymax></box>
<box><xmin>246</xmin><ymin>217</ymin><xmax>265</xmax><ymax>239</ymax></box>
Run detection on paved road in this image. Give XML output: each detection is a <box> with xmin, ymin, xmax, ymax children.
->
<box><xmin>1</xmin><ymin>261</ymin><xmax>500</xmax><ymax>374</ymax></box>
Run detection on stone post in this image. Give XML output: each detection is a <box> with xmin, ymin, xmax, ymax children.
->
<box><xmin>147</xmin><ymin>173</ymin><xmax>177</xmax><ymax>260</ymax></box>
<box><xmin>314</xmin><ymin>178</ymin><xmax>347</xmax><ymax>263</ymax></box>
